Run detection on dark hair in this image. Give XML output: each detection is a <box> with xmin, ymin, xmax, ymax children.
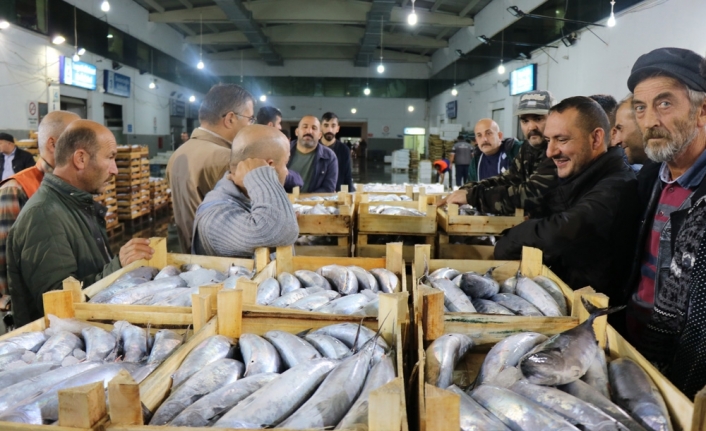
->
<box><xmin>550</xmin><ymin>96</ymin><xmax>611</xmax><ymax>146</ymax></box>
<box><xmin>257</xmin><ymin>106</ymin><xmax>282</xmax><ymax>125</ymax></box>
<box><xmin>321</xmin><ymin>112</ymin><xmax>339</xmax><ymax>122</ymax></box>
<box><xmin>588</xmin><ymin>94</ymin><xmax>618</xmax><ymax>127</ymax></box>
<box><xmin>198</xmin><ymin>83</ymin><xmax>254</xmax><ymax>125</ymax></box>
<box><xmin>0</xmin><ymin>133</ymin><xmax>14</xmax><ymax>142</ymax></box>
<box><xmin>54</xmin><ymin>126</ymin><xmax>99</xmax><ymax>167</ymax></box>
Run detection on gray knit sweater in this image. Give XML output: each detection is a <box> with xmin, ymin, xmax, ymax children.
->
<box><xmin>192</xmin><ymin>167</ymin><xmax>299</xmax><ymax>257</ymax></box>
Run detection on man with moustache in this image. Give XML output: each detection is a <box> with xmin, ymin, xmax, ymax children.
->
<box><xmin>467</xmin><ymin>119</ymin><xmax>521</xmax><ymax>182</ymax></box>
<box><xmin>611</xmin><ymin>95</ymin><xmax>648</xmax><ymax>172</ymax></box>
<box><xmin>284</xmin><ymin>115</ymin><xmax>337</xmax><ymax>193</ymax></box>
<box><xmin>439</xmin><ymin>90</ymin><xmax>558</xmax><ymax>217</ymax></box>
<box><xmin>320</xmin><ymin>112</ymin><xmax>354</xmax><ymax>192</ymax></box>
<box><xmin>495</xmin><ymin>96</ymin><xmax>638</xmax><ymax>298</ymax></box>
<box><xmin>622</xmin><ymin>48</ymin><xmax>706</xmax><ymax>399</ymax></box>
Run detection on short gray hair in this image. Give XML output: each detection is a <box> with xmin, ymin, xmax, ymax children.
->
<box><xmin>198</xmin><ymin>84</ymin><xmax>254</xmax><ymax>125</ymax></box>
<box><xmin>37</xmin><ymin>111</ymin><xmax>80</xmax><ymax>152</ymax></box>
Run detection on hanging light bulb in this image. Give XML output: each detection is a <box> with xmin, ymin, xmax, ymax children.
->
<box><xmin>0</xmin><ymin>20</ymin><xmax>10</xmax><ymax>30</ymax></box>
<box><xmin>149</xmin><ymin>80</ymin><xmax>156</xmax><ymax>89</ymax></box>
<box><xmin>451</xmin><ymin>87</ymin><xmax>458</xmax><ymax>96</ymax></box>
<box><xmin>52</xmin><ymin>35</ymin><xmax>65</xmax><ymax>45</ymax></box>
<box><xmin>101</xmin><ymin>0</ymin><xmax>110</xmax><ymax>12</ymax></box>
<box><xmin>351</xmin><ymin>108</ymin><xmax>357</xmax><ymax>114</ymax></box>
<box><xmin>78</xmin><ymin>47</ymin><xmax>86</xmax><ymax>55</ymax></box>
<box><xmin>408</xmin><ymin>105</ymin><xmax>415</xmax><ymax>112</ymax></box>
<box><xmin>364</xmin><ymin>87</ymin><xmax>371</xmax><ymax>96</ymax></box>
<box><xmin>377</xmin><ymin>18</ymin><xmax>385</xmax><ymax>74</ymax></box>
<box><xmin>377</xmin><ymin>64</ymin><xmax>385</xmax><ymax>74</ymax></box>
<box><xmin>189</xmin><ymin>95</ymin><xmax>196</xmax><ymax>103</ymax></box>
<box><xmin>408</xmin><ymin>11</ymin><xmax>417</xmax><ymax>25</ymax></box>
<box><xmin>498</xmin><ymin>60</ymin><xmax>505</xmax><ymax>74</ymax></box>
<box><xmin>107</xmin><ymin>33</ymin><xmax>113</xmax><ymax>39</ymax></box>
<box><xmin>607</xmin><ymin>0</ymin><xmax>616</xmax><ymax>27</ymax></box>
<box><xmin>197</xmin><ymin>60</ymin><xmax>204</xmax><ymax>70</ymax></box>
<box><xmin>72</xmin><ymin>53</ymin><xmax>80</xmax><ymax>62</ymax></box>
<box><xmin>259</xmin><ymin>95</ymin><xmax>267</xmax><ymax>102</ymax></box>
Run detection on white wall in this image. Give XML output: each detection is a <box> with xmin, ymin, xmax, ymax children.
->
<box><xmin>428</xmin><ymin>0</ymin><xmax>706</xmax><ymax>138</ymax></box>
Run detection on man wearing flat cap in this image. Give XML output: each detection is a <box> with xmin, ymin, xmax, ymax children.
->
<box><xmin>621</xmin><ymin>47</ymin><xmax>706</xmax><ymax>399</ymax></box>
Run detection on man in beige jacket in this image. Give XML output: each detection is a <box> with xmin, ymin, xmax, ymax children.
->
<box><xmin>167</xmin><ymin>84</ymin><xmax>255</xmax><ymax>252</ymax></box>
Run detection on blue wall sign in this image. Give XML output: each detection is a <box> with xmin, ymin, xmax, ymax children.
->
<box><xmin>104</xmin><ymin>70</ymin><xmax>131</xmax><ymax>98</ymax></box>
<box><xmin>59</xmin><ymin>56</ymin><xmax>97</xmax><ymax>91</ymax></box>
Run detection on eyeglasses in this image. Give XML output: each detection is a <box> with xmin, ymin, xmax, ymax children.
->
<box><xmin>222</xmin><ymin>111</ymin><xmax>256</xmax><ymax>124</ymax></box>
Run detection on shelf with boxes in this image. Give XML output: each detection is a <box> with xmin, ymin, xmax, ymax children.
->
<box><xmin>116</xmin><ymin>146</ymin><xmax>151</xmax><ymax>227</ymax></box>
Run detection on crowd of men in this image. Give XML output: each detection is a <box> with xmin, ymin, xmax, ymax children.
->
<box><xmin>0</xmin><ymin>46</ymin><xmax>703</xmax><ymax>399</ymax></box>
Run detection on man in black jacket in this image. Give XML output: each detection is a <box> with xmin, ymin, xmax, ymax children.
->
<box><xmin>320</xmin><ymin>112</ymin><xmax>355</xmax><ymax>192</ymax></box>
<box><xmin>0</xmin><ymin>133</ymin><xmax>36</xmax><ymax>181</ymax></box>
<box><xmin>495</xmin><ymin>96</ymin><xmax>639</xmax><ymax>298</ymax></box>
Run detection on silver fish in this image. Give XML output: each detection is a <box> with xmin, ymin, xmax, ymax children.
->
<box><xmin>180</xmin><ymin>268</ymin><xmax>224</xmax><ymax>287</ymax></box>
<box><xmin>223</xmin><ymin>274</ymin><xmax>250</xmax><ymax>289</ymax></box>
<box><xmin>609</xmin><ymin>358</ymin><xmax>672</xmax><ymax>431</ymax></box>
<box><xmin>170</xmin><ymin>373</ymin><xmax>278</xmax><ymax>427</ymax></box>
<box><xmin>113</xmin><ymin>321</ymin><xmax>147</xmax><ymax>363</ymax></box>
<box><xmin>430</xmin><ymin>277</ymin><xmax>476</xmax><ymax>313</ymax></box>
<box><xmin>520</xmin><ymin>299</ymin><xmax>625</xmax><ymax>385</ymax></box>
<box><xmin>256</xmin><ymin>277</ymin><xmax>281</xmax><ymax>305</ymax></box>
<box><xmin>499</xmin><ymin>276</ymin><xmax>517</xmax><ymax>294</ymax></box>
<box><xmin>317</xmin><ymin>265</ymin><xmax>359</xmax><ymax>295</ymax></box>
<box><xmin>304</xmin><ymin>334</ymin><xmax>350</xmax><ymax>359</ymax></box>
<box><xmin>239</xmin><ymin>334</ymin><xmax>281</xmax><ymax>376</ymax></box>
<box><xmin>533</xmin><ymin>275</ymin><xmax>568</xmax><ymax>315</ymax></box>
<box><xmin>105</xmin><ymin>276</ymin><xmax>187</xmax><ymax>304</ymax></box>
<box><xmin>335</xmin><ymin>355</ymin><xmax>396</xmax><ymax>430</ymax></box>
<box><xmin>582</xmin><ymin>349</ymin><xmax>611</xmax><ymax>399</ymax></box>
<box><xmin>490</xmin><ymin>293</ymin><xmax>543</xmax><ymax>316</ymax></box>
<box><xmin>228</xmin><ymin>264</ymin><xmax>253</xmax><ymax>278</ymax></box>
<box><xmin>471</xmin><ymin>298</ymin><xmax>514</xmax><ymax>315</ymax></box>
<box><xmin>82</xmin><ymin>326</ymin><xmax>117</xmax><ymax>362</ymax></box>
<box><xmin>312</xmin><ymin>323</ymin><xmax>389</xmax><ymax>352</ymax></box>
<box><xmin>35</xmin><ymin>331</ymin><xmax>84</xmax><ymax>363</ymax></box>
<box><xmin>370</xmin><ymin>268</ymin><xmax>399</xmax><ymax>293</ymax></box>
<box><xmin>305</xmin><ymin>286</ymin><xmax>327</xmax><ymax>294</ymax></box>
<box><xmin>515</xmin><ymin>275</ymin><xmax>563</xmax><ymax>317</ymax></box>
<box><xmin>114</xmin><ymin>266</ymin><xmax>159</xmax><ymax>283</ymax></box>
<box><xmin>0</xmin><ymin>351</ymin><xmax>28</xmax><ymax>370</ymax></box>
<box><xmin>288</xmin><ymin>291</ymin><xmax>340</xmax><ymax>311</ymax></box>
<box><xmin>181</xmin><ymin>263</ymin><xmax>202</xmax><ymax>271</ymax></box>
<box><xmin>269</xmin><ymin>288</ymin><xmax>310</xmax><ymax>308</ymax></box>
<box><xmin>88</xmin><ymin>277</ymin><xmax>149</xmax><ymax>303</ymax></box>
<box><xmin>147</xmin><ymin>329</ymin><xmax>183</xmax><ymax>364</ymax></box>
<box><xmin>277</xmin><ymin>272</ymin><xmax>302</xmax><ymax>294</ymax></box>
<box><xmin>150</xmin><ymin>358</ymin><xmax>244</xmax><ymax>425</ymax></box>
<box><xmin>0</xmin><ymin>332</ymin><xmax>46</xmax><ymax>356</ymax></box>
<box><xmin>363</xmin><ymin>297</ymin><xmax>380</xmax><ymax>316</ymax></box>
<box><xmin>347</xmin><ymin>266</ymin><xmax>379</xmax><ymax>292</ymax></box>
<box><xmin>171</xmin><ymin>335</ymin><xmax>232</xmax><ymax>388</ymax></box>
<box><xmin>132</xmin><ymin>286</ymin><xmax>190</xmax><ymax>305</ymax></box>
<box><xmin>477</xmin><ymin>332</ymin><xmax>548</xmax><ymax>386</ymax></box>
<box><xmin>430</xmin><ymin>267</ymin><xmax>462</xmax><ymax>280</ymax></box>
<box><xmin>264</xmin><ymin>331</ymin><xmax>321</xmax><ymax>369</ymax></box>
<box><xmin>294</xmin><ymin>270</ymin><xmax>332</xmax><ymax>290</ymax></box>
<box><xmin>155</xmin><ymin>265</ymin><xmax>181</xmax><ymax>279</ymax></box>
<box><xmin>446</xmin><ymin>384</ymin><xmax>510</xmax><ymax>431</ymax></box>
<box><xmin>460</xmin><ymin>269</ymin><xmax>500</xmax><ymax>299</ymax></box>
<box><xmin>0</xmin><ymin>363</ymin><xmax>59</xmax><ymax>388</ymax></box>
<box><xmin>471</xmin><ymin>385</ymin><xmax>581</xmax><ymax>431</ymax></box>
<box><xmin>45</xmin><ymin>315</ymin><xmax>97</xmax><ymax>336</ymax></box>
<box><xmin>214</xmin><ymin>358</ymin><xmax>338</xmax><ymax>428</ymax></box>
<box><xmin>314</xmin><ymin>294</ymin><xmax>370</xmax><ymax>315</ymax></box>
<box><xmin>425</xmin><ymin>333</ymin><xmax>473</xmax><ymax>388</ymax></box>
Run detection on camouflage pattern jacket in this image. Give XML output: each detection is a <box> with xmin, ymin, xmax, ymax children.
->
<box><xmin>461</xmin><ymin>140</ymin><xmax>558</xmax><ymax>216</ymax></box>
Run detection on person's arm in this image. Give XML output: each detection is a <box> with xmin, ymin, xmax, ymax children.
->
<box><xmin>200</xmin><ymin>166</ymin><xmax>299</xmax><ymax>256</ymax></box>
<box><xmin>311</xmin><ymin>156</ymin><xmax>338</xmax><ymax>193</ymax></box>
<box><xmin>0</xmin><ymin>185</ymin><xmax>26</xmax><ymax>299</ymax></box>
<box><xmin>449</xmin><ymin>153</ymin><xmax>455</xmax><ymax>165</ymax></box>
<box><xmin>284</xmin><ymin>171</ymin><xmax>303</xmax><ymax>193</ymax></box>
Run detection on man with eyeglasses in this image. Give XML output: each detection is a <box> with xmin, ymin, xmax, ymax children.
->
<box><xmin>167</xmin><ymin>83</ymin><xmax>255</xmax><ymax>253</ymax></box>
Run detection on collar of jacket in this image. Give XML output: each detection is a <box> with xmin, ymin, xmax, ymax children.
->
<box><xmin>556</xmin><ymin>145</ymin><xmax>629</xmax><ymax>188</ymax></box>
<box><xmin>192</xmin><ymin>127</ymin><xmax>232</xmax><ymax>149</ymax></box>
<box><xmin>288</xmin><ymin>141</ymin><xmax>335</xmax><ymax>166</ymax></box>
<box><xmin>43</xmin><ymin>173</ymin><xmax>107</xmax><ymax>217</ymax></box>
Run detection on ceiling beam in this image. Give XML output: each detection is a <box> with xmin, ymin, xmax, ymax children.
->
<box><xmin>435</xmin><ymin>27</ymin><xmax>451</xmax><ymax>40</ymax></box>
<box><xmin>459</xmin><ymin>0</ymin><xmax>483</xmax><ymax>17</ymax></box>
<box><xmin>354</xmin><ymin>0</ymin><xmax>396</xmax><ymax>67</ymax></box>
<box><xmin>206</xmin><ymin>46</ymin><xmax>430</xmax><ymax>62</ymax></box>
<box><xmin>430</xmin><ymin>0</ymin><xmax>446</xmax><ymax>12</ymax></box>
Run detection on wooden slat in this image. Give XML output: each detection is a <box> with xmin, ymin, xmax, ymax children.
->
<box><xmin>443</xmin><ymin>314</ymin><xmax>580</xmax><ymax>347</ymax></box>
<box><xmin>425</xmin><ymin>384</ymin><xmax>459</xmax><ymax>431</ymax></box>
<box><xmin>58</xmin><ymin>381</ymin><xmax>106</xmax><ymax>428</ymax></box>
<box><xmin>43</xmin><ymin>290</ymin><xmax>75</xmax><ymax>326</ymax></box>
<box><xmin>369</xmin><ymin>379</ymin><xmax>403</xmax><ymax>431</ymax></box>
<box><xmin>108</xmin><ymin>370</ymin><xmax>143</xmax><ymax>425</ymax></box>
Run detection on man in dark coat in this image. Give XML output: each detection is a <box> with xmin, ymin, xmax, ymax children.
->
<box><xmin>0</xmin><ymin>133</ymin><xmax>36</xmax><ymax>181</ymax></box>
<box><xmin>320</xmin><ymin>112</ymin><xmax>355</xmax><ymax>192</ymax></box>
<box><xmin>495</xmin><ymin>96</ymin><xmax>639</xmax><ymax>298</ymax></box>
<box><xmin>284</xmin><ymin>115</ymin><xmax>338</xmax><ymax>193</ymax></box>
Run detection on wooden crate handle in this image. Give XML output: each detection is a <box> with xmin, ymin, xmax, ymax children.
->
<box><xmin>107</xmin><ymin>370</ymin><xmax>143</xmax><ymax>425</ymax></box>
<box><xmin>414</xmin><ymin>244</ymin><xmax>431</xmax><ymax>282</ymax></box>
<box><xmin>420</xmin><ymin>286</ymin><xmax>444</xmax><ymax>341</ymax></box>
<box><xmin>146</xmin><ymin>237</ymin><xmax>167</xmax><ymax>268</ymax></box>
<box><xmin>43</xmin><ymin>290</ymin><xmax>75</xmax><ymax>327</ymax></box>
<box><xmin>276</xmin><ymin>246</ymin><xmax>293</xmax><ymax>275</ymax></box>
<box><xmin>58</xmin><ymin>381</ymin><xmax>106</xmax><ymax>428</ymax></box>
<box><xmin>254</xmin><ymin>247</ymin><xmax>270</xmax><ymax>273</ymax></box>
<box><xmin>62</xmin><ymin>276</ymin><xmax>84</xmax><ymax>303</ymax></box>
<box><xmin>191</xmin><ymin>293</ymin><xmax>213</xmax><ymax>332</ymax></box>
<box><xmin>198</xmin><ymin>284</ymin><xmax>223</xmax><ymax>311</ymax></box>
<box><xmin>217</xmin><ymin>289</ymin><xmax>242</xmax><ymax>338</ymax></box>
<box><xmin>369</xmin><ymin>378</ymin><xmax>403</xmax><ymax>431</ymax></box>
<box><xmin>425</xmin><ymin>384</ymin><xmax>460</xmax><ymax>431</ymax></box>
<box><xmin>385</xmin><ymin>242</ymin><xmax>404</xmax><ymax>279</ymax></box>
<box><xmin>520</xmin><ymin>246</ymin><xmax>543</xmax><ymax>277</ymax></box>
<box><xmin>237</xmin><ymin>278</ymin><xmax>259</xmax><ymax>305</ymax></box>
<box><xmin>379</xmin><ymin>292</ymin><xmax>409</xmax><ymax>347</ymax></box>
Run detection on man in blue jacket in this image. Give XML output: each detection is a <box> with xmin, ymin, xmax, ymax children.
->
<box><xmin>284</xmin><ymin>115</ymin><xmax>338</xmax><ymax>193</ymax></box>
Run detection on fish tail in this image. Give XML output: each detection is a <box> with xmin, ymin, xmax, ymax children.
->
<box><xmin>581</xmin><ymin>297</ymin><xmax>625</xmax><ymax>322</ymax></box>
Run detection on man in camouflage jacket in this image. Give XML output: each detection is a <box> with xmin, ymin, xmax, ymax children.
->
<box><xmin>440</xmin><ymin>90</ymin><xmax>558</xmax><ymax>217</ymax></box>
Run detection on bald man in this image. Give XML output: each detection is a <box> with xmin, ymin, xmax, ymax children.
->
<box><xmin>7</xmin><ymin>120</ymin><xmax>154</xmax><ymax>326</ymax></box>
<box><xmin>192</xmin><ymin>125</ymin><xmax>299</xmax><ymax>257</ymax></box>
<box><xmin>469</xmin><ymin>118</ymin><xmax>522</xmax><ymax>182</ymax></box>
<box><xmin>283</xmin><ymin>115</ymin><xmax>338</xmax><ymax>193</ymax></box>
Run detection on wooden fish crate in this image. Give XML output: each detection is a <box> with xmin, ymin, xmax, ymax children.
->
<box><xmin>414</xmin><ymin>285</ymin><xmax>705</xmax><ymax>431</ymax></box>
<box><xmin>102</xmin><ymin>287</ymin><xmax>410</xmax><ymax>431</ymax></box>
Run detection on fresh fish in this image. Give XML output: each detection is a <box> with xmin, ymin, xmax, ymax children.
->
<box><xmin>277</xmin><ymin>272</ymin><xmax>302</xmax><ymax>294</ymax></box>
<box><xmin>113</xmin><ymin>321</ymin><xmax>147</xmax><ymax>363</ymax></box>
<box><xmin>335</xmin><ymin>355</ymin><xmax>396</xmax><ymax>430</ymax></box>
<box><xmin>609</xmin><ymin>358</ymin><xmax>672</xmax><ymax>431</ymax></box>
<box><xmin>150</xmin><ymin>358</ymin><xmax>244</xmax><ymax>425</ymax></box>
<box><xmin>315</xmin><ymin>265</ymin><xmax>356</xmax><ymax>294</ymax></box>
<box><xmin>446</xmin><ymin>384</ymin><xmax>510</xmax><ymax>431</ymax></box>
<box><xmin>363</xmin><ymin>297</ymin><xmax>380</xmax><ymax>316</ymax></box>
<box><xmin>181</xmin><ymin>263</ymin><xmax>202</xmax><ymax>271</ymax></box>
<box><xmin>0</xmin><ymin>363</ymin><xmax>58</xmax><ymax>388</ymax></box>
<box><xmin>490</xmin><ymin>293</ymin><xmax>543</xmax><ymax>316</ymax></box>
<box><xmin>269</xmin><ymin>288</ymin><xmax>310</xmax><ymax>308</ymax></box>
<box><xmin>132</xmin><ymin>286</ymin><xmax>190</xmax><ymax>305</ymax></box>
<box><xmin>180</xmin><ymin>268</ymin><xmax>225</xmax><ymax>287</ymax></box>
<box><xmin>515</xmin><ymin>275</ymin><xmax>563</xmax><ymax>317</ymax></box>
<box><xmin>223</xmin><ymin>274</ymin><xmax>249</xmax><ymax>289</ymax></box>
<box><xmin>477</xmin><ymin>332</ymin><xmax>548</xmax><ymax>386</ymax></box>
<box><xmin>35</xmin><ymin>331</ymin><xmax>84</xmax><ymax>363</ymax></box>
<box><xmin>305</xmin><ymin>286</ymin><xmax>327</xmax><ymax>294</ymax></box>
<box><xmin>510</xmin><ymin>380</ymin><xmax>628</xmax><ymax>431</ymax></box>
<box><xmin>359</xmin><ymin>289</ymin><xmax>378</xmax><ymax>301</ymax></box>
<box><xmin>304</xmin><ymin>334</ymin><xmax>350</xmax><ymax>359</ymax></box>
<box><xmin>154</xmin><ymin>265</ymin><xmax>181</xmax><ymax>279</ymax></box>
<box><xmin>533</xmin><ymin>275</ymin><xmax>568</xmax><ymax>315</ymax></box>
<box><xmin>214</xmin><ymin>358</ymin><xmax>338</xmax><ymax>428</ymax></box>
<box><xmin>114</xmin><ymin>266</ymin><xmax>159</xmax><ymax>283</ymax></box>
<box><xmin>256</xmin><ymin>277</ymin><xmax>281</xmax><ymax>305</ymax></box>
<box><xmin>239</xmin><ymin>334</ymin><xmax>281</xmax><ymax>376</ymax></box>
<box><xmin>0</xmin><ymin>332</ymin><xmax>46</xmax><ymax>355</ymax></box>
<box><xmin>471</xmin><ymin>385</ymin><xmax>581</xmax><ymax>431</ymax></box>
<box><xmin>147</xmin><ymin>329</ymin><xmax>183</xmax><ymax>364</ymax></box>
<box><xmin>171</xmin><ymin>335</ymin><xmax>232</xmax><ymax>388</ymax></box>
<box><xmin>471</xmin><ymin>298</ymin><xmax>514</xmax><ymax>315</ymax></box>
<box><xmin>559</xmin><ymin>379</ymin><xmax>648</xmax><ymax>431</ymax></box>
<box><xmin>312</xmin><ymin>323</ymin><xmax>389</xmax><ymax>352</ymax></box>
<box><xmin>88</xmin><ymin>277</ymin><xmax>149</xmax><ymax>303</ymax></box>
<box><xmin>425</xmin><ymin>333</ymin><xmax>473</xmax><ymax>388</ymax></box>
<box><xmin>228</xmin><ymin>264</ymin><xmax>253</xmax><ymax>278</ymax></box>
<box><xmin>430</xmin><ymin>277</ymin><xmax>476</xmax><ymax>313</ymax></box>
<box><xmin>453</xmin><ymin>274</ymin><xmax>464</xmax><ymax>287</ymax></box>
<box><xmin>314</xmin><ymin>293</ymin><xmax>370</xmax><ymax>315</ymax></box>
<box><xmin>105</xmin><ymin>276</ymin><xmax>187</xmax><ymax>304</ymax></box>
<box><xmin>294</xmin><ymin>270</ymin><xmax>332</xmax><ymax>290</ymax></box>
<box><xmin>264</xmin><ymin>331</ymin><xmax>321</xmax><ymax>369</ymax></box>
<box><xmin>582</xmin><ymin>349</ymin><xmax>611</xmax><ymax>399</ymax></box>
<box><xmin>170</xmin><ymin>373</ymin><xmax>278</xmax><ymax>427</ymax></box>
<box><xmin>153</xmin><ymin>287</ymin><xmax>200</xmax><ymax>306</ymax></box>
<box><xmin>279</xmin><ymin>346</ymin><xmax>374</xmax><ymax>428</ymax></box>
<box><xmin>288</xmin><ymin>291</ymin><xmax>340</xmax><ymax>311</ymax></box>
<box><xmin>370</xmin><ymin>268</ymin><xmax>399</xmax><ymax>293</ymax></box>
<box><xmin>82</xmin><ymin>326</ymin><xmax>117</xmax><ymax>362</ymax></box>
<box><xmin>460</xmin><ymin>269</ymin><xmax>500</xmax><ymax>299</ymax></box>
<box><xmin>45</xmin><ymin>315</ymin><xmax>97</xmax><ymax>336</ymax></box>
<box><xmin>430</xmin><ymin>267</ymin><xmax>461</xmax><ymax>280</ymax></box>
<box><xmin>0</xmin><ymin>351</ymin><xmax>29</xmax><ymax>371</ymax></box>
<box><xmin>520</xmin><ymin>298</ymin><xmax>625</xmax><ymax>385</ymax></box>
<box><xmin>499</xmin><ymin>276</ymin><xmax>517</xmax><ymax>294</ymax></box>
<box><xmin>347</xmin><ymin>266</ymin><xmax>379</xmax><ymax>292</ymax></box>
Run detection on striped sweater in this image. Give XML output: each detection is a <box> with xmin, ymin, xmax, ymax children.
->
<box><xmin>193</xmin><ymin>167</ymin><xmax>299</xmax><ymax>257</ymax></box>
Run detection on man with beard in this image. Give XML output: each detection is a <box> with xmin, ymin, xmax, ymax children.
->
<box><xmin>494</xmin><ymin>96</ymin><xmax>638</xmax><ymax>297</ymax></box>
<box><xmin>611</xmin><ymin>95</ymin><xmax>648</xmax><ymax>172</ymax></box>
<box><xmin>320</xmin><ymin>112</ymin><xmax>354</xmax><ymax>192</ymax></box>
<box><xmin>439</xmin><ymin>90</ymin><xmax>558</xmax><ymax>216</ymax></box>
<box><xmin>467</xmin><ymin>119</ymin><xmax>521</xmax><ymax>182</ymax></box>
<box><xmin>622</xmin><ymin>48</ymin><xmax>706</xmax><ymax>399</ymax></box>
<box><xmin>284</xmin><ymin>115</ymin><xmax>337</xmax><ymax>193</ymax></box>
<box><xmin>6</xmin><ymin>120</ymin><xmax>154</xmax><ymax>326</ymax></box>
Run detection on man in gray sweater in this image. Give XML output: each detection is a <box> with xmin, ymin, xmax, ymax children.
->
<box><xmin>192</xmin><ymin>125</ymin><xmax>299</xmax><ymax>257</ymax></box>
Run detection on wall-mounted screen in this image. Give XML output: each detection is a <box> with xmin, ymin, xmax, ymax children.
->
<box><xmin>510</xmin><ymin>64</ymin><xmax>537</xmax><ymax>96</ymax></box>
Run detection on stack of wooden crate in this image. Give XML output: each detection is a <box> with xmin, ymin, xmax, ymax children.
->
<box><xmin>116</xmin><ymin>145</ymin><xmax>150</xmax><ymax>223</ymax></box>
<box><xmin>92</xmin><ymin>177</ymin><xmax>120</xmax><ymax>234</ymax></box>
<box><xmin>139</xmin><ymin>147</ymin><xmax>151</xmax><ymax>215</ymax></box>
<box><xmin>149</xmin><ymin>177</ymin><xmax>169</xmax><ymax>217</ymax></box>
<box><xmin>17</xmin><ymin>131</ymin><xmax>39</xmax><ymax>160</ymax></box>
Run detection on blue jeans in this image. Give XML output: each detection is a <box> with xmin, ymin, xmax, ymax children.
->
<box><xmin>455</xmin><ymin>164</ymin><xmax>469</xmax><ymax>186</ymax></box>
